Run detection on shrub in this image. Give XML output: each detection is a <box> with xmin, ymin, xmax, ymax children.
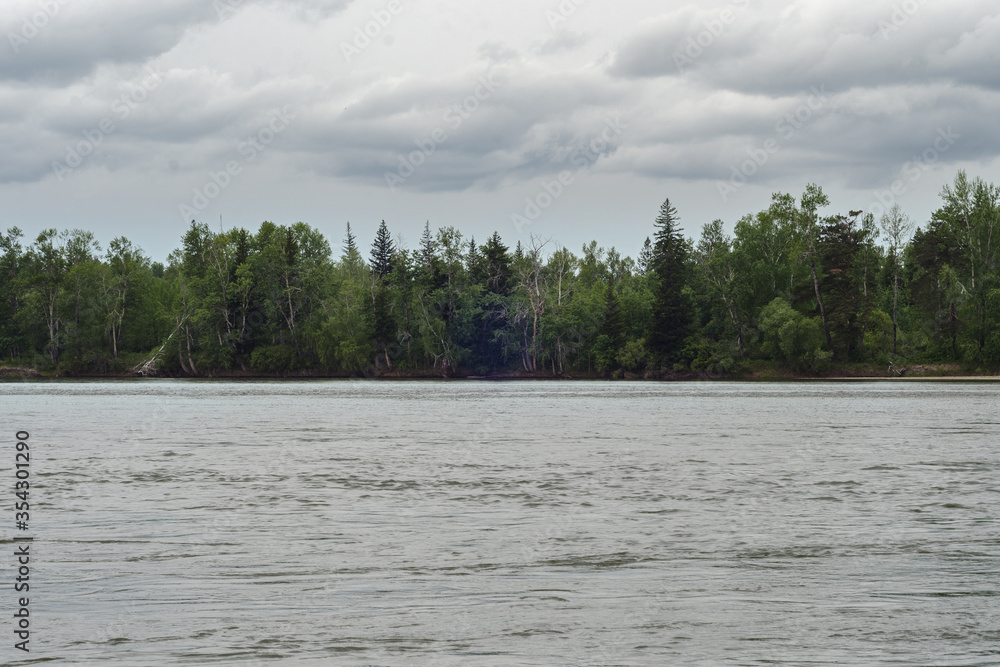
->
<box><xmin>758</xmin><ymin>298</ymin><xmax>832</xmax><ymax>372</ymax></box>
<box><xmin>250</xmin><ymin>345</ymin><xmax>297</xmax><ymax>373</ymax></box>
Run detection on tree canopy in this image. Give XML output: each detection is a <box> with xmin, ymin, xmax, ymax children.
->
<box><xmin>3</xmin><ymin>171</ymin><xmax>999</xmax><ymax>377</ymax></box>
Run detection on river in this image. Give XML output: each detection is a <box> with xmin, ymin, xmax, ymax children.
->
<box><xmin>3</xmin><ymin>380</ymin><xmax>999</xmax><ymax>665</ymax></box>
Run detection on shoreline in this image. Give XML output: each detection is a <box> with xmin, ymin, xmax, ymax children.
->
<box><xmin>2</xmin><ymin>366</ymin><xmax>999</xmax><ymax>382</ymax></box>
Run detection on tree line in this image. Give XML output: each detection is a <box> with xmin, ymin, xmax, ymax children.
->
<box><xmin>1</xmin><ymin>170</ymin><xmax>998</xmax><ymax>377</ymax></box>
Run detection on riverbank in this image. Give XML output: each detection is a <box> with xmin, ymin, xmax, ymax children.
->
<box><xmin>2</xmin><ymin>361</ymin><xmax>998</xmax><ymax>380</ymax></box>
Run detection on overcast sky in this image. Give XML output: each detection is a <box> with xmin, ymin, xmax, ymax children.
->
<box><xmin>2</xmin><ymin>0</ymin><xmax>998</xmax><ymax>262</ymax></box>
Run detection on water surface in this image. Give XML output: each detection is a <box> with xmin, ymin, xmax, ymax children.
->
<box><xmin>3</xmin><ymin>380</ymin><xmax>999</xmax><ymax>665</ymax></box>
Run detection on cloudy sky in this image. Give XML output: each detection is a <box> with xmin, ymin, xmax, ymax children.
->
<box><xmin>2</xmin><ymin>0</ymin><xmax>998</xmax><ymax>262</ymax></box>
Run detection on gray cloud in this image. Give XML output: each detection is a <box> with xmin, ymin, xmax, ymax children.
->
<box><xmin>610</xmin><ymin>1</ymin><xmax>1000</xmax><ymax>94</ymax></box>
<box><xmin>0</xmin><ymin>0</ymin><xmax>353</xmax><ymax>85</ymax></box>
<box><xmin>2</xmin><ymin>0</ymin><xmax>1000</xmax><ymax>260</ymax></box>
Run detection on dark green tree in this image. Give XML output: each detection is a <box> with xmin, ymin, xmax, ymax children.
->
<box><xmin>0</xmin><ymin>228</ymin><xmax>26</xmax><ymax>360</ymax></box>
<box><xmin>818</xmin><ymin>211</ymin><xmax>875</xmax><ymax>362</ymax></box>
<box><xmin>369</xmin><ymin>220</ymin><xmax>397</xmax><ymax>369</ymax></box>
<box><xmin>648</xmin><ymin>198</ymin><xmax>692</xmax><ymax>364</ymax></box>
<box><xmin>343</xmin><ymin>222</ymin><xmax>357</xmax><ymax>258</ymax></box>
<box><xmin>370</xmin><ymin>220</ymin><xmax>395</xmax><ymax>279</ymax></box>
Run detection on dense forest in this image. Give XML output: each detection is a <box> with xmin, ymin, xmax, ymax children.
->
<box><xmin>1</xmin><ymin>170</ymin><xmax>999</xmax><ymax>378</ymax></box>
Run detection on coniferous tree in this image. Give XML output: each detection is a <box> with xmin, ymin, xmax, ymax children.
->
<box><xmin>818</xmin><ymin>211</ymin><xmax>874</xmax><ymax>362</ymax></box>
<box><xmin>0</xmin><ymin>228</ymin><xmax>26</xmax><ymax>361</ymax></box>
<box><xmin>419</xmin><ymin>221</ymin><xmax>435</xmax><ymax>269</ymax></box>
<box><xmin>481</xmin><ymin>232</ymin><xmax>512</xmax><ymax>295</ymax></box>
<box><xmin>343</xmin><ymin>222</ymin><xmax>357</xmax><ymax>257</ymax></box>
<box><xmin>637</xmin><ymin>237</ymin><xmax>653</xmax><ymax>275</ymax></box>
<box><xmin>469</xmin><ymin>232</ymin><xmax>513</xmax><ymax>372</ymax></box>
<box><xmin>466</xmin><ymin>236</ymin><xmax>481</xmax><ymax>277</ymax></box>
<box><xmin>907</xmin><ymin>218</ymin><xmax>963</xmax><ymax>358</ymax></box>
<box><xmin>370</xmin><ymin>220</ymin><xmax>394</xmax><ymax>279</ymax></box>
<box><xmin>648</xmin><ymin>198</ymin><xmax>692</xmax><ymax>364</ymax></box>
<box><xmin>369</xmin><ymin>220</ymin><xmax>396</xmax><ymax>369</ymax></box>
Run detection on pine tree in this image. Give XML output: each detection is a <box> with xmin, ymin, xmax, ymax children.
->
<box><xmin>370</xmin><ymin>220</ymin><xmax>394</xmax><ymax>278</ymax></box>
<box><xmin>513</xmin><ymin>240</ymin><xmax>524</xmax><ymax>262</ymax></box>
<box><xmin>648</xmin><ymin>198</ymin><xmax>692</xmax><ymax>364</ymax></box>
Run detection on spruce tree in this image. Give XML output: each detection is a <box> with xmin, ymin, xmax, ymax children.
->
<box><xmin>466</xmin><ymin>236</ymin><xmax>479</xmax><ymax>269</ymax></box>
<box><xmin>637</xmin><ymin>237</ymin><xmax>653</xmax><ymax>275</ymax></box>
<box><xmin>648</xmin><ymin>198</ymin><xmax>692</xmax><ymax>364</ymax></box>
<box><xmin>419</xmin><ymin>221</ymin><xmax>435</xmax><ymax>269</ymax></box>
<box><xmin>343</xmin><ymin>222</ymin><xmax>357</xmax><ymax>257</ymax></box>
<box><xmin>481</xmin><ymin>232</ymin><xmax>511</xmax><ymax>294</ymax></box>
<box><xmin>369</xmin><ymin>220</ymin><xmax>396</xmax><ymax>369</ymax></box>
<box><xmin>370</xmin><ymin>220</ymin><xmax>394</xmax><ymax>279</ymax></box>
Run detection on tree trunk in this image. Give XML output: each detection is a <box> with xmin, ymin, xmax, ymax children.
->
<box><xmin>949</xmin><ymin>301</ymin><xmax>958</xmax><ymax>359</ymax></box>
<box><xmin>75</xmin><ymin>287</ymin><xmax>82</xmax><ymax>362</ymax></box>
<box><xmin>177</xmin><ymin>338</ymin><xmax>192</xmax><ymax>375</ymax></box>
<box><xmin>531</xmin><ymin>311</ymin><xmax>538</xmax><ymax>373</ymax></box>
<box><xmin>729</xmin><ymin>305</ymin><xmax>745</xmax><ymax>360</ymax></box>
<box><xmin>810</xmin><ymin>258</ymin><xmax>834</xmax><ymax>355</ymax></box>
<box><xmin>185</xmin><ymin>324</ymin><xmax>198</xmax><ymax>375</ymax></box>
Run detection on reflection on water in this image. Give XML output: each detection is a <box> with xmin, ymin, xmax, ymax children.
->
<box><xmin>4</xmin><ymin>380</ymin><xmax>1000</xmax><ymax>665</ymax></box>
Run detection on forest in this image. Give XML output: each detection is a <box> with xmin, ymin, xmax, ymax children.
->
<box><xmin>1</xmin><ymin>170</ymin><xmax>998</xmax><ymax>378</ymax></box>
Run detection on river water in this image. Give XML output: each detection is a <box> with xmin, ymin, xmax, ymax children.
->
<box><xmin>2</xmin><ymin>380</ymin><xmax>999</xmax><ymax>665</ymax></box>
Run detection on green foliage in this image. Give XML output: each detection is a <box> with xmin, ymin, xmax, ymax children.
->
<box><xmin>5</xmin><ymin>171</ymin><xmax>1000</xmax><ymax>377</ymax></box>
<box><xmin>370</xmin><ymin>220</ymin><xmax>394</xmax><ymax>279</ymax></box>
<box><xmin>617</xmin><ymin>337</ymin><xmax>651</xmax><ymax>374</ymax></box>
<box><xmin>683</xmin><ymin>337</ymin><xmax>739</xmax><ymax>374</ymax></box>
<box><xmin>250</xmin><ymin>345</ymin><xmax>297</xmax><ymax>372</ymax></box>
<box><xmin>648</xmin><ymin>198</ymin><xmax>692</xmax><ymax>363</ymax></box>
<box><xmin>592</xmin><ymin>334</ymin><xmax>617</xmax><ymax>373</ymax></box>
<box><xmin>863</xmin><ymin>309</ymin><xmax>895</xmax><ymax>360</ymax></box>
<box><xmin>759</xmin><ymin>298</ymin><xmax>832</xmax><ymax>372</ymax></box>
